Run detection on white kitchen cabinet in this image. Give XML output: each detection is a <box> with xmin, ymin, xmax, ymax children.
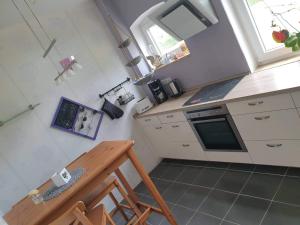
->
<box><xmin>245</xmin><ymin>140</ymin><xmax>300</xmax><ymax>167</ymax></box>
<box><xmin>291</xmin><ymin>91</ymin><xmax>300</xmax><ymax>108</ymax></box>
<box><xmin>164</xmin><ymin>122</ymin><xmax>199</xmax><ymax>142</ymax></box>
<box><xmin>205</xmin><ymin>152</ymin><xmax>252</xmax><ymax>164</ymax></box>
<box><xmin>157</xmin><ymin>111</ymin><xmax>186</xmax><ymax>123</ymax></box>
<box><xmin>227</xmin><ymin>93</ymin><xmax>294</xmax><ymax>115</ymax></box>
<box><xmin>232</xmin><ymin>109</ymin><xmax>300</xmax><ymax>140</ymax></box>
<box><xmin>137</xmin><ymin>116</ymin><xmax>161</xmax><ymax>126</ymax></box>
<box><xmin>164</xmin><ymin>142</ymin><xmax>207</xmax><ymax>160</ymax></box>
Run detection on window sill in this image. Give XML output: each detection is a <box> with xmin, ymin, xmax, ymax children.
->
<box><xmin>153</xmin><ymin>52</ymin><xmax>190</xmax><ymax>72</ymax></box>
<box><xmin>254</xmin><ymin>55</ymin><xmax>300</xmax><ymax>73</ymax></box>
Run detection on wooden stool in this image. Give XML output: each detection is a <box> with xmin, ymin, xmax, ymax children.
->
<box><xmin>87</xmin><ymin>176</ymin><xmax>162</xmax><ymax>225</ymax></box>
<box><xmin>49</xmin><ymin>201</ymin><xmax>115</xmax><ymax>225</ymax></box>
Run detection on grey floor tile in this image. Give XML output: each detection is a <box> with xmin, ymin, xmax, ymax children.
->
<box><xmin>150</xmin><ymin>163</ymin><xmax>169</xmax><ymax>178</ymax></box>
<box><xmin>228</xmin><ymin>163</ymin><xmax>255</xmax><ymax>172</ymax></box>
<box><xmin>261</xmin><ymin>202</ymin><xmax>300</xmax><ymax>225</ymax></box>
<box><xmin>286</xmin><ymin>167</ymin><xmax>300</xmax><ymax>177</ymax></box>
<box><xmin>170</xmin><ymin>205</ymin><xmax>195</xmax><ymax>225</ymax></box>
<box><xmin>221</xmin><ymin>221</ymin><xmax>238</xmax><ymax>225</ymax></box>
<box><xmin>189</xmin><ymin>212</ymin><xmax>222</xmax><ymax>225</ymax></box>
<box><xmin>215</xmin><ymin>170</ymin><xmax>250</xmax><ymax>193</ymax></box>
<box><xmin>225</xmin><ymin>195</ymin><xmax>270</xmax><ymax>225</ymax></box>
<box><xmin>274</xmin><ymin>176</ymin><xmax>300</xmax><ymax>205</ymax></box>
<box><xmin>153</xmin><ymin>178</ymin><xmax>172</xmax><ymax>194</ymax></box>
<box><xmin>241</xmin><ymin>173</ymin><xmax>282</xmax><ymax>200</ymax></box>
<box><xmin>162</xmin><ymin>182</ymin><xmax>189</xmax><ymax>204</ymax></box>
<box><xmin>200</xmin><ymin>189</ymin><xmax>237</xmax><ymax>218</ymax></box>
<box><xmin>254</xmin><ymin>165</ymin><xmax>287</xmax><ymax>175</ymax></box>
<box><xmin>136</xmin><ymin>193</ymin><xmax>156</xmax><ymax>205</ymax></box>
<box><xmin>148</xmin><ymin>212</ymin><xmax>164</xmax><ymax>225</ymax></box>
<box><xmin>161</xmin><ymin>164</ymin><xmax>185</xmax><ymax>180</ymax></box>
<box><xmin>176</xmin><ymin>166</ymin><xmax>203</xmax><ymax>184</ymax></box>
<box><xmin>135</xmin><ymin>182</ymin><xmax>149</xmax><ymax>195</ymax></box>
<box><xmin>193</xmin><ymin>168</ymin><xmax>225</xmax><ymax>188</ymax></box>
<box><xmin>177</xmin><ymin>185</ymin><xmax>210</xmax><ymax>210</ymax></box>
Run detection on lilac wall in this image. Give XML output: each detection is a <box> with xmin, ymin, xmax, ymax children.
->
<box><xmin>100</xmin><ymin>0</ymin><xmax>250</xmax><ymax>90</ymax></box>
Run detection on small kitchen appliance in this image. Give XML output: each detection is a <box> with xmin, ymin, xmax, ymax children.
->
<box><xmin>135</xmin><ymin>97</ymin><xmax>153</xmax><ymax>114</ymax></box>
<box><xmin>162</xmin><ymin>78</ymin><xmax>184</xmax><ymax>98</ymax></box>
<box><xmin>148</xmin><ymin>79</ymin><xmax>168</xmax><ymax>104</ymax></box>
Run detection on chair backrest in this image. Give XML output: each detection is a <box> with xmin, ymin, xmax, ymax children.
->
<box><xmin>49</xmin><ymin>201</ymin><xmax>93</xmax><ymax>225</ymax></box>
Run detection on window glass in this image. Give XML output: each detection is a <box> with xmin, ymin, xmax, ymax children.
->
<box><xmin>246</xmin><ymin>0</ymin><xmax>300</xmax><ymax>52</ymax></box>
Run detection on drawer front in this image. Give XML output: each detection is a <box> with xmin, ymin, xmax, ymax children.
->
<box><xmin>205</xmin><ymin>152</ymin><xmax>252</xmax><ymax>164</ymax></box>
<box><xmin>245</xmin><ymin>140</ymin><xmax>300</xmax><ymax>167</ymax></box>
<box><xmin>158</xmin><ymin>111</ymin><xmax>186</xmax><ymax>123</ymax></box>
<box><xmin>164</xmin><ymin>122</ymin><xmax>198</xmax><ymax>142</ymax></box>
<box><xmin>227</xmin><ymin>93</ymin><xmax>294</xmax><ymax>115</ymax></box>
<box><xmin>143</xmin><ymin>125</ymin><xmax>167</xmax><ymax>143</ymax></box>
<box><xmin>291</xmin><ymin>91</ymin><xmax>300</xmax><ymax>108</ymax></box>
<box><xmin>138</xmin><ymin>116</ymin><xmax>161</xmax><ymax>126</ymax></box>
<box><xmin>163</xmin><ymin>142</ymin><xmax>206</xmax><ymax>160</ymax></box>
<box><xmin>232</xmin><ymin>109</ymin><xmax>300</xmax><ymax>140</ymax></box>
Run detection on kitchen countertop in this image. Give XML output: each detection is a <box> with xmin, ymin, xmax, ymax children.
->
<box><xmin>137</xmin><ymin>60</ymin><xmax>300</xmax><ymax>118</ymax></box>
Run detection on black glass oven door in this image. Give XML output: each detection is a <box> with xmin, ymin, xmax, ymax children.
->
<box><xmin>192</xmin><ymin>117</ymin><xmax>243</xmax><ymax>151</ymax></box>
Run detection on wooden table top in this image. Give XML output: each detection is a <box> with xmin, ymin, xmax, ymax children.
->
<box><xmin>4</xmin><ymin>140</ymin><xmax>134</xmax><ymax>225</ymax></box>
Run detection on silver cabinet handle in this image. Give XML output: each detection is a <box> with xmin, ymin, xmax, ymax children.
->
<box><xmin>166</xmin><ymin>115</ymin><xmax>174</xmax><ymax>118</ymax></box>
<box><xmin>171</xmin><ymin>125</ymin><xmax>179</xmax><ymax>128</ymax></box>
<box><xmin>266</xmin><ymin>144</ymin><xmax>282</xmax><ymax>148</ymax></box>
<box><xmin>254</xmin><ymin>115</ymin><xmax>270</xmax><ymax>120</ymax></box>
<box><xmin>182</xmin><ymin>144</ymin><xmax>190</xmax><ymax>147</ymax></box>
<box><xmin>145</xmin><ymin>119</ymin><xmax>151</xmax><ymax>122</ymax></box>
<box><xmin>248</xmin><ymin>101</ymin><xmax>264</xmax><ymax>106</ymax></box>
<box><xmin>155</xmin><ymin>127</ymin><xmax>162</xmax><ymax>130</ymax></box>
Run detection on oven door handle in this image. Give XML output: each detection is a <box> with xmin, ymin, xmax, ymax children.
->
<box><xmin>191</xmin><ymin>118</ymin><xmax>226</xmax><ymax>124</ymax></box>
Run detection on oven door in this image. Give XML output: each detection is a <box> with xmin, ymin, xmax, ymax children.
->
<box><xmin>189</xmin><ymin>115</ymin><xmax>247</xmax><ymax>152</ymax></box>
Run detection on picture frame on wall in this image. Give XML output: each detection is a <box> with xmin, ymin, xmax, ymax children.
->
<box><xmin>51</xmin><ymin>97</ymin><xmax>104</xmax><ymax>140</ymax></box>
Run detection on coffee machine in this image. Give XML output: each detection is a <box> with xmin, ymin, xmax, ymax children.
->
<box><xmin>148</xmin><ymin>79</ymin><xmax>168</xmax><ymax>104</ymax></box>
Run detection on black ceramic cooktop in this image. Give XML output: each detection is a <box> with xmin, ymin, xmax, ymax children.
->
<box><xmin>183</xmin><ymin>76</ymin><xmax>244</xmax><ymax>106</ymax></box>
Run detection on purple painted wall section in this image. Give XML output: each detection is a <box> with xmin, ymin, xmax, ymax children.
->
<box><xmin>99</xmin><ymin>0</ymin><xmax>250</xmax><ymax>90</ymax></box>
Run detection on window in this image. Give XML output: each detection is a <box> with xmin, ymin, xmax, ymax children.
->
<box><xmin>146</xmin><ymin>24</ymin><xmax>181</xmax><ymax>55</ymax></box>
<box><xmin>232</xmin><ymin>0</ymin><xmax>300</xmax><ymax>65</ymax></box>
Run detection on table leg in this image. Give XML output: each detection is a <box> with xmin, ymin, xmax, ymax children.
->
<box><xmin>127</xmin><ymin>148</ymin><xmax>178</xmax><ymax>225</ymax></box>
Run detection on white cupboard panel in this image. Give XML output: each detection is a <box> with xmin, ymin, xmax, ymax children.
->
<box><xmin>245</xmin><ymin>140</ymin><xmax>300</xmax><ymax>167</ymax></box>
<box><xmin>164</xmin><ymin>122</ymin><xmax>198</xmax><ymax>142</ymax></box>
<box><xmin>205</xmin><ymin>152</ymin><xmax>252</xmax><ymax>163</ymax></box>
<box><xmin>291</xmin><ymin>91</ymin><xmax>300</xmax><ymax>108</ymax></box>
<box><xmin>137</xmin><ymin>116</ymin><xmax>161</xmax><ymax>126</ymax></box>
<box><xmin>227</xmin><ymin>93</ymin><xmax>294</xmax><ymax>115</ymax></box>
<box><xmin>163</xmin><ymin>142</ymin><xmax>207</xmax><ymax>160</ymax></box>
<box><xmin>232</xmin><ymin>109</ymin><xmax>300</xmax><ymax>140</ymax></box>
<box><xmin>157</xmin><ymin>111</ymin><xmax>186</xmax><ymax>123</ymax></box>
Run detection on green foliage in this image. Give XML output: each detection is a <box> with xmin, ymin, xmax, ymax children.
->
<box><xmin>284</xmin><ymin>33</ymin><xmax>300</xmax><ymax>52</ymax></box>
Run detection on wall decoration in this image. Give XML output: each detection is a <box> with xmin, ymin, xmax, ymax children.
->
<box><xmin>51</xmin><ymin>97</ymin><xmax>103</xmax><ymax>140</ymax></box>
<box><xmin>55</xmin><ymin>56</ymin><xmax>83</xmax><ymax>85</ymax></box>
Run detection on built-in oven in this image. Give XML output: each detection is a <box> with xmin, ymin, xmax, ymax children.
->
<box><xmin>185</xmin><ymin>105</ymin><xmax>247</xmax><ymax>152</ymax></box>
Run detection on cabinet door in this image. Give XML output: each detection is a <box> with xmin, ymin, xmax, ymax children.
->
<box><xmin>232</xmin><ymin>109</ymin><xmax>300</xmax><ymax>140</ymax></box>
<box><xmin>164</xmin><ymin>122</ymin><xmax>198</xmax><ymax>142</ymax></box>
<box><xmin>245</xmin><ymin>140</ymin><xmax>300</xmax><ymax>167</ymax></box>
<box><xmin>227</xmin><ymin>93</ymin><xmax>294</xmax><ymax>115</ymax></box>
<box><xmin>137</xmin><ymin>116</ymin><xmax>161</xmax><ymax>126</ymax></box>
<box><xmin>166</xmin><ymin>142</ymin><xmax>207</xmax><ymax>160</ymax></box>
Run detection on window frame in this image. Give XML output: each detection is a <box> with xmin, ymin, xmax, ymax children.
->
<box><xmin>232</xmin><ymin>0</ymin><xmax>300</xmax><ymax>65</ymax></box>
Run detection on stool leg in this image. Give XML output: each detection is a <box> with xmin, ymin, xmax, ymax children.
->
<box><xmin>113</xmin><ymin>180</ymin><xmax>147</xmax><ymax>225</ymax></box>
<box><xmin>109</xmin><ymin>192</ymin><xmax>129</xmax><ymax>222</ymax></box>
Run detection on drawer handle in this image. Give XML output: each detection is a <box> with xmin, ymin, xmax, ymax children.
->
<box><xmin>155</xmin><ymin>127</ymin><xmax>162</xmax><ymax>130</ymax></box>
<box><xmin>266</xmin><ymin>144</ymin><xmax>282</xmax><ymax>148</ymax></box>
<box><xmin>145</xmin><ymin>119</ymin><xmax>152</xmax><ymax>122</ymax></box>
<box><xmin>248</xmin><ymin>101</ymin><xmax>264</xmax><ymax>106</ymax></box>
<box><xmin>182</xmin><ymin>144</ymin><xmax>190</xmax><ymax>147</ymax></box>
<box><xmin>171</xmin><ymin>125</ymin><xmax>179</xmax><ymax>128</ymax></box>
<box><xmin>166</xmin><ymin>115</ymin><xmax>174</xmax><ymax>118</ymax></box>
<box><xmin>254</xmin><ymin>115</ymin><xmax>270</xmax><ymax>120</ymax></box>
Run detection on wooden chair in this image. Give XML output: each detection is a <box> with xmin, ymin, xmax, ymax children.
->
<box><xmin>49</xmin><ymin>201</ymin><xmax>115</xmax><ymax>225</ymax></box>
<box><xmin>87</xmin><ymin>176</ymin><xmax>162</xmax><ymax>225</ymax></box>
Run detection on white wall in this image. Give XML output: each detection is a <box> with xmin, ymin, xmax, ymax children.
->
<box><xmin>0</xmin><ymin>0</ymin><xmax>160</xmax><ymax>217</ymax></box>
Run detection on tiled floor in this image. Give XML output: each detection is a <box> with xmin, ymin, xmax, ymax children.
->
<box><xmin>115</xmin><ymin>159</ymin><xmax>300</xmax><ymax>225</ymax></box>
